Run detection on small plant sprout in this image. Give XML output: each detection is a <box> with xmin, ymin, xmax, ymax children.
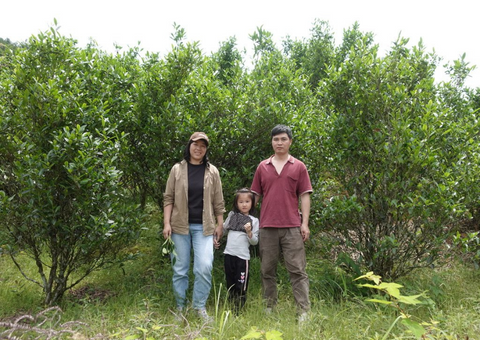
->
<box><xmin>240</xmin><ymin>327</ymin><xmax>283</xmax><ymax>340</ymax></box>
<box><xmin>355</xmin><ymin>272</ymin><xmax>437</xmax><ymax>340</ymax></box>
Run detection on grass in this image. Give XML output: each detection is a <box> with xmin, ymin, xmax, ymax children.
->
<box><xmin>1</xmin><ymin>209</ymin><xmax>480</xmax><ymax>339</ymax></box>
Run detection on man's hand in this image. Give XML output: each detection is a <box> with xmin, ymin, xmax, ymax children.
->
<box><xmin>300</xmin><ymin>223</ymin><xmax>310</xmax><ymax>242</ymax></box>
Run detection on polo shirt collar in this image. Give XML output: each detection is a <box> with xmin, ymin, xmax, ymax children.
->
<box><xmin>266</xmin><ymin>155</ymin><xmax>294</xmax><ymax>164</ymax></box>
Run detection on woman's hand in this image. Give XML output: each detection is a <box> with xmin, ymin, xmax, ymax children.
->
<box><xmin>163</xmin><ymin>223</ymin><xmax>172</xmax><ymax>239</ymax></box>
<box><xmin>214</xmin><ymin>237</ymin><xmax>220</xmax><ymax>249</ymax></box>
<box><xmin>214</xmin><ymin>224</ymin><xmax>223</xmax><ymax>248</ymax></box>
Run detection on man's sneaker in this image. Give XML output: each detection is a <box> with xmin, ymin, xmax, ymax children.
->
<box><xmin>265</xmin><ymin>307</ymin><xmax>273</xmax><ymax>315</ymax></box>
<box><xmin>196</xmin><ymin>309</ymin><xmax>213</xmax><ymax>323</ymax></box>
<box><xmin>298</xmin><ymin>312</ymin><xmax>309</xmax><ymax>324</ymax></box>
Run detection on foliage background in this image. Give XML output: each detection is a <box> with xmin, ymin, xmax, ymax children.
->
<box><xmin>1</xmin><ymin>20</ymin><xmax>480</xmax><ymax>337</ymax></box>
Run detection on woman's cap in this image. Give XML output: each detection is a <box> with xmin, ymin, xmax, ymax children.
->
<box><xmin>190</xmin><ymin>132</ymin><xmax>209</xmax><ymax>145</ymax></box>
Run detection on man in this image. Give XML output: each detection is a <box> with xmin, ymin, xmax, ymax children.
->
<box><xmin>250</xmin><ymin>124</ymin><xmax>312</xmax><ymax>322</ymax></box>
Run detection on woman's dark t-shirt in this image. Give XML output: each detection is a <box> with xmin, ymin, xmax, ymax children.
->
<box><xmin>188</xmin><ymin>162</ymin><xmax>205</xmax><ymax>224</ymax></box>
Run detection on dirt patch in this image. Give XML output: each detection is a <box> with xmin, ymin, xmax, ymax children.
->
<box><xmin>68</xmin><ymin>285</ymin><xmax>116</xmax><ymax>304</ymax></box>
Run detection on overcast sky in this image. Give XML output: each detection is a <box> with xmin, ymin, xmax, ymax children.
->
<box><xmin>2</xmin><ymin>0</ymin><xmax>479</xmax><ymax>88</ymax></box>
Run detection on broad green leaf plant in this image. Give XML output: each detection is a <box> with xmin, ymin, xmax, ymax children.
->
<box><xmin>355</xmin><ymin>272</ymin><xmax>439</xmax><ymax>340</ymax></box>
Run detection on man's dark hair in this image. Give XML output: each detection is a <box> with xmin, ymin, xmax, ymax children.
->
<box><xmin>183</xmin><ymin>140</ymin><xmax>209</xmax><ymax>167</ymax></box>
<box><xmin>271</xmin><ymin>124</ymin><xmax>293</xmax><ymax>139</ymax></box>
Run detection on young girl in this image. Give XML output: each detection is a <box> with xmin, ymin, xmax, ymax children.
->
<box><xmin>222</xmin><ymin>187</ymin><xmax>259</xmax><ymax>313</ymax></box>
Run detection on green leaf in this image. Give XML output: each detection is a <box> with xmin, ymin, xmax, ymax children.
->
<box><xmin>354</xmin><ymin>272</ymin><xmax>382</xmax><ymax>285</ymax></box>
<box><xmin>241</xmin><ymin>327</ymin><xmax>263</xmax><ymax>339</ymax></box>
<box><xmin>124</xmin><ymin>335</ymin><xmax>140</xmax><ymax>340</ymax></box>
<box><xmin>265</xmin><ymin>330</ymin><xmax>283</xmax><ymax>340</ymax></box>
<box><xmin>401</xmin><ymin>318</ymin><xmax>426</xmax><ymax>339</ymax></box>
<box><xmin>358</xmin><ymin>283</ymin><xmax>383</xmax><ymax>290</ymax></box>
<box><xmin>365</xmin><ymin>298</ymin><xmax>393</xmax><ymax>305</ymax></box>
<box><xmin>380</xmin><ymin>282</ymin><xmax>403</xmax><ymax>298</ymax></box>
<box><xmin>397</xmin><ymin>293</ymin><xmax>424</xmax><ymax>305</ymax></box>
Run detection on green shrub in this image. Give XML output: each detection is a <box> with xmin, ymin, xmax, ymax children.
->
<box><xmin>0</xmin><ymin>28</ymin><xmax>142</xmax><ymax>305</ymax></box>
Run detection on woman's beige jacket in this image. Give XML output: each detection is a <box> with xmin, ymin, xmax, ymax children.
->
<box><xmin>163</xmin><ymin>160</ymin><xmax>225</xmax><ymax>235</ymax></box>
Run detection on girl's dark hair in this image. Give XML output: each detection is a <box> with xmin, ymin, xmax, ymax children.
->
<box><xmin>183</xmin><ymin>140</ymin><xmax>209</xmax><ymax>166</ymax></box>
<box><xmin>233</xmin><ymin>187</ymin><xmax>256</xmax><ymax>215</ymax></box>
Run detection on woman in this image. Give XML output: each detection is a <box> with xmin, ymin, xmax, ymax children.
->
<box><xmin>163</xmin><ymin>132</ymin><xmax>225</xmax><ymax>322</ymax></box>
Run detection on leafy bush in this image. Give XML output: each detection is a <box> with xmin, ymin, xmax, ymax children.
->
<box><xmin>315</xmin><ymin>30</ymin><xmax>473</xmax><ymax>279</ymax></box>
<box><xmin>0</xmin><ymin>27</ymin><xmax>142</xmax><ymax>305</ymax></box>
<box><xmin>452</xmin><ymin>231</ymin><xmax>480</xmax><ymax>268</ymax></box>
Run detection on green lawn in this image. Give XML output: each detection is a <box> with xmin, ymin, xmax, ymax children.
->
<box><xmin>1</xmin><ymin>213</ymin><xmax>480</xmax><ymax>339</ymax></box>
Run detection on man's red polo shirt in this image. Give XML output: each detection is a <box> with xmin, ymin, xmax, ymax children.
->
<box><xmin>251</xmin><ymin>155</ymin><xmax>313</xmax><ymax>228</ymax></box>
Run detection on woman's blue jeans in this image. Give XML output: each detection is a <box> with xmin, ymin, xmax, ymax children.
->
<box><xmin>171</xmin><ymin>224</ymin><xmax>214</xmax><ymax>309</ymax></box>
